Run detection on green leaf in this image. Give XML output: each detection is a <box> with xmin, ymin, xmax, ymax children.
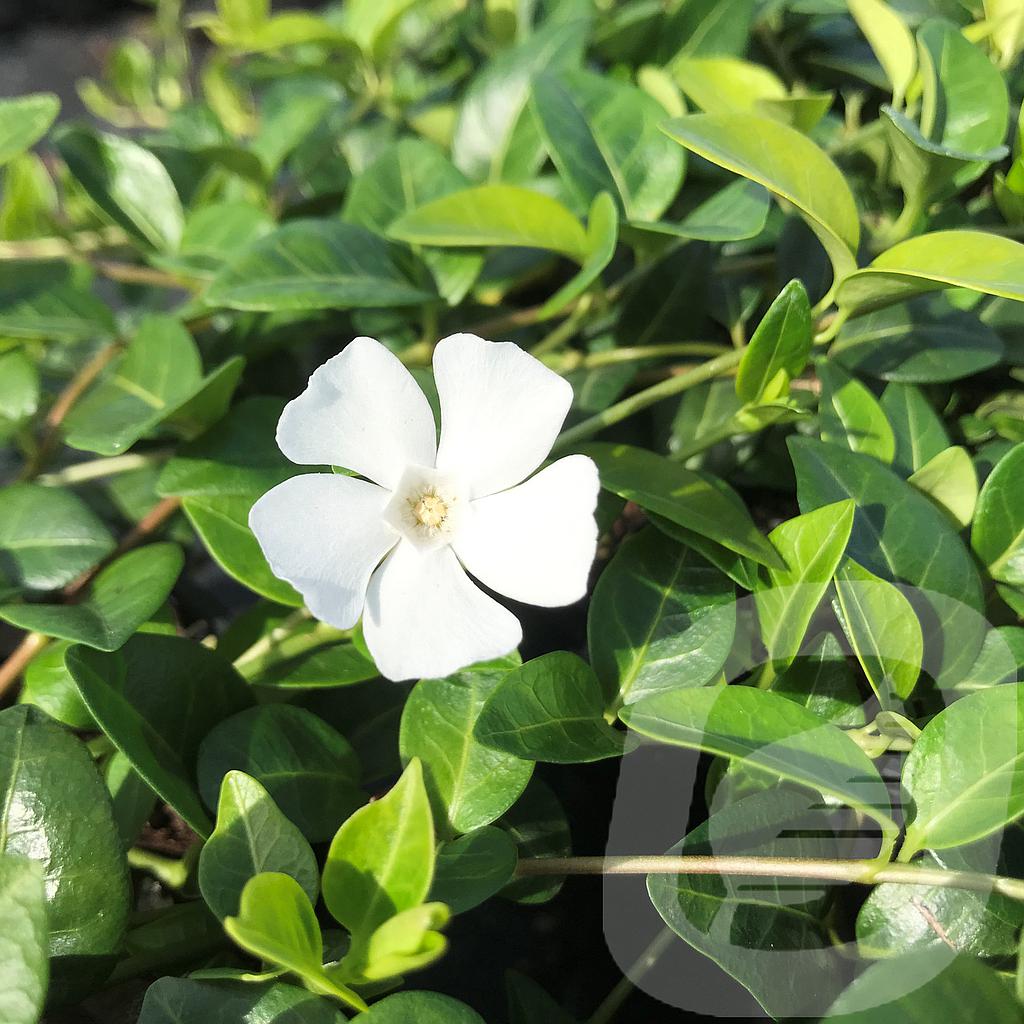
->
<box><xmin>251</xmin><ymin>641</ymin><xmax>377</xmax><ymax>690</ymax></box>
<box><xmin>360</xmin><ymin>991</ymin><xmax>486</xmax><ymax>1024</ymax></box>
<box><xmin>67</xmin><ymin>634</ymin><xmax>253</xmax><ymax>837</ymax></box>
<box><xmin>755</xmin><ymin>500</ymin><xmax>855</xmax><ymax>670</ymax></box>
<box><xmin>833</xmin><ymin>559</ymin><xmax>923</xmax><ymax>704</ymax></box>
<box><xmin>588</xmin><ymin>528</ymin><xmax>736</xmax><ymax>707</ymax></box>
<box><xmin>399</xmin><ymin>666</ymin><xmax>534</xmax><ymax>835</ymax></box>
<box><xmin>580</xmin><ymin>443</ymin><xmax>783</xmax><ymax>568</ymax></box>
<box><xmin>659</xmin><ymin>0</ymin><xmax>755</xmax><ymax>62</ymax></box>
<box><xmin>832</xmin><ymin>294</ymin><xmax>1004</xmax><ymax>383</ymax></box>
<box><xmin>788</xmin><ymin>437</ymin><xmax>984</xmax><ymax>687</ymax></box>
<box><xmin>206</xmin><ymin>220</ymin><xmax>435</xmax><ymax>312</ymax></box>
<box><xmin>0</xmin><ymin>350</ymin><xmax>39</xmax><ymax>438</ymax></box>
<box><xmin>672</xmin><ymin>56</ymin><xmax>786</xmax><ymax>114</ymax></box>
<box><xmin>430</xmin><ymin>827</ymin><xmax>518</xmax><ymax>914</ymax></box>
<box><xmin>0</xmin><ymin>706</ymin><xmax>129</xmax><ymax>999</ymax></box>
<box><xmin>735</xmin><ymin>280</ymin><xmax>812</xmax><ymax>403</ymax></box>
<box><xmin>197</xmin><ymin>705</ymin><xmax>363</xmax><ymax>843</ymax></box>
<box><xmin>972</xmin><ymin>442</ymin><xmax>1024</xmax><ymax>586</ymax></box>
<box><xmin>507</xmin><ymin>972</ymin><xmax>578</xmax><ymax>1024</ymax></box>
<box><xmin>343</xmin><ymin>138</ymin><xmax>482</xmax><ymax>304</ymax></box>
<box><xmin>879</xmin><ymin>382</ymin><xmax>950</xmax><ymax>475</ymax></box>
<box><xmin>0</xmin><ymin>543</ymin><xmax>183</xmax><ymax>651</ymax></box>
<box><xmin>848</xmin><ymin>0</ymin><xmax>916</xmax><ymax>108</ymax></box>
<box><xmin>901</xmin><ymin>684</ymin><xmax>1024</xmax><ymax>859</ymax></box>
<box><xmin>154</xmin><ymin>201</ymin><xmax>274</xmax><ymax>278</ymax></box>
<box><xmin>630</xmin><ymin>179</ymin><xmax>770</xmax><ymax>242</ymax></box>
<box><xmin>225</xmin><ymin>873</ymin><xmax>365</xmax><ymax>1011</ymax></box>
<box><xmin>64</xmin><ymin>314</ymin><xmax>242</xmax><ymax>455</ymax></box>
<box><xmin>474</xmin><ymin>652</ymin><xmax>626</xmax><ymax>762</ymax></box>
<box><xmin>322</xmin><ymin>759</ymin><xmax>435</xmax><ymax>941</ymax></box>
<box><xmin>953</xmin><ymin>626</ymin><xmax>1024</xmax><ymax>691</ymax></box>
<box><xmin>56</xmin><ymin>125</ymin><xmax>183</xmax><ymax>251</ymax></box>
<box><xmin>0</xmin><ymin>855</ymin><xmax>49</xmax><ymax>1024</ymax></box>
<box><xmin>390</xmin><ymin>184</ymin><xmax>589</xmax><ymax>261</ymax></box>
<box><xmin>818</xmin><ymin>363</ymin><xmax>896</xmax><ymax>462</ymax></box>
<box><xmin>529</xmin><ymin>69</ymin><xmax>684</xmax><ymax>221</ymax></box>
<box><xmin>0</xmin><ymin>261</ymin><xmax>115</xmax><ymax>343</ymax></box>
<box><xmin>138</xmin><ymin>977</ymin><xmax>348</xmax><ymax>1024</ymax></box>
<box><xmin>357</xmin><ymin>902</ymin><xmax>449</xmax><ymax>981</ymax></box>
<box><xmin>0</xmin><ymin>483</ymin><xmax>113</xmax><ymax>596</ymax></box>
<box><xmin>770</xmin><ymin>632</ymin><xmax>867</xmax><ymax>727</ymax></box>
<box><xmin>620</xmin><ymin>686</ymin><xmax>897</xmax><ymax>845</ymax></box>
<box><xmin>662</xmin><ymin>113</ymin><xmax>860</xmax><ymax>283</ymax></box>
<box><xmin>0</xmin><ymin>94</ymin><xmax>59</xmax><ymax>166</ymax></box>
<box><xmin>19</xmin><ymin>640</ymin><xmax>95</xmax><ymax>730</ymax></box>
<box><xmin>838</xmin><ymin>231</ymin><xmax>1024</xmax><ymax>315</ymax></box>
<box><xmin>499</xmin><ymin>779</ymin><xmax>570</xmax><ymax>905</ymax></box>
<box><xmin>823</xmin><ymin>948</ymin><xmax>1024</xmax><ymax>1021</ymax></box>
<box><xmin>648</xmin><ymin>787</ymin><xmax>846</xmax><ymax>1018</ymax></box>
<box><xmin>908</xmin><ymin>446</ymin><xmax>977</xmax><ymax>528</ymax></box>
<box><xmin>198</xmin><ymin>770</ymin><xmax>319</xmax><ymax>921</ymax></box>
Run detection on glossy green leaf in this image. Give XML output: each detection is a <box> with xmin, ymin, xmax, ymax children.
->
<box><xmin>430</xmin><ymin>827</ymin><xmax>518</xmax><ymax>914</ymax></box>
<box><xmin>672</xmin><ymin>56</ymin><xmax>785</xmax><ymax>114</ymax></box>
<box><xmin>901</xmin><ymin>684</ymin><xmax>1024</xmax><ymax>858</ymax></box>
<box><xmin>67</xmin><ymin>634</ymin><xmax>253</xmax><ymax>837</ymax></box>
<box><xmin>770</xmin><ymin>632</ymin><xmax>867</xmax><ymax>727</ymax></box>
<box><xmin>879</xmin><ymin>382</ymin><xmax>950</xmax><ymax>475</ymax></box>
<box><xmin>662</xmin><ymin>113</ymin><xmax>860</xmax><ymax>282</ymax></box>
<box><xmin>848</xmin><ymin>0</ymin><xmax>915</xmax><ymax>108</ymax></box>
<box><xmin>838</xmin><ymin>231</ymin><xmax>1024</xmax><ymax>315</ymax></box>
<box><xmin>755</xmin><ymin>500</ymin><xmax>855</xmax><ymax>670</ymax></box>
<box><xmin>581</xmin><ymin>443</ymin><xmax>783</xmax><ymax>568</ymax></box>
<box><xmin>0</xmin><ymin>261</ymin><xmax>115</xmax><ymax>343</ymax></box>
<box><xmin>0</xmin><ymin>94</ymin><xmax>59</xmax><ymax>166</ymax></box>
<box><xmin>0</xmin><ymin>543</ymin><xmax>183</xmax><ymax>651</ymax></box>
<box><xmin>198</xmin><ymin>770</ymin><xmax>318</xmax><ymax>921</ymax></box>
<box><xmin>251</xmin><ymin>641</ymin><xmax>377</xmax><ymax>690</ymax></box>
<box><xmin>475</xmin><ymin>652</ymin><xmax>625</xmax><ymax>762</ymax></box>
<box><xmin>399</xmin><ymin>665</ymin><xmax>533</xmax><ymax>835</ymax></box>
<box><xmin>356</xmin><ymin>902</ymin><xmax>449</xmax><ymax>982</ymax></box>
<box><xmin>630</xmin><ymin>179</ymin><xmax>770</xmax><ymax>242</ymax></box>
<box><xmin>953</xmin><ymin>626</ymin><xmax>1024</xmax><ymax>691</ymax></box>
<box><xmin>56</xmin><ymin>125</ymin><xmax>183</xmax><ymax>251</ymax></box>
<box><xmin>530</xmin><ymin>69</ymin><xmax>684</xmax><ymax>221</ymax></box>
<box><xmin>972</xmin><ymin>442</ymin><xmax>1024</xmax><ymax>586</ymax></box>
<box><xmin>0</xmin><ymin>855</ymin><xmax>48</xmax><ymax>1024</ymax></box>
<box><xmin>197</xmin><ymin>705</ymin><xmax>362</xmax><ymax>843</ymax></box>
<box><xmin>648</xmin><ymin>787</ymin><xmax>846</xmax><ymax>1018</ymax></box>
<box><xmin>19</xmin><ymin>640</ymin><xmax>95</xmax><ymax>729</ymax></box>
<box><xmin>390</xmin><ymin>184</ymin><xmax>589</xmax><ymax>261</ymax></box>
<box><xmin>908</xmin><ymin>446</ymin><xmax>977</xmax><ymax>528</ymax></box>
<box><xmin>834</xmin><ymin>559</ymin><xmax>923</xmax><ymax>704</ymax></box>
<box><xmin>64</xmin><ymin>314</ymin><xmax>243</xmax><ymax>455</ymax></box>
<box><xmin>0</xmin><ymin>706</ymin><xmax>129</xmax><ymax>998</ymax></box>
<box><xmin>818</xmin><ymin>363</ymin><xmax>896</xmax><ymax>462</ymax></box>
<box><xmin>323</xmin><ymin>759</ymin><xmax>434</xmax><ymax>942</ymax></box>
<box><xmin>0</xmin><ymin>483</ymin><xmax>113</xmax><ymax>596</ymax></box>
<box><xmin>206</xmin><ymin>220</ymin><xmax>435</xmax><ymax>312</ymax></box>
<box><xmin>360</xmin><ymin>991</ymin><xmax>486</xmax><ymax>1024</ymax></box>
<box><xmin>735</xmin><ymin>279</ymin><xmax>812</xmax><ymax>403</ymax></box>
<box><xmin>789</xmin><ymin>437</ymin><xmax>984</xmax><ymax>687</ymax></box>
<box><xmin>588</xmin><ymin>527</ymin><xmax>736</xmax><ymax>707</ymax></box>
<box><xmin>620</xmin><ymin>686</ymin><xmax>897</xmax><ymax>845</ymax></box>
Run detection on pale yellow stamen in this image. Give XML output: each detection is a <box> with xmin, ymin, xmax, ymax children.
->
<box><xmin>409</xmin><ymin>489</ymin><xmax>449</xmax><ymax>533</ymax></box>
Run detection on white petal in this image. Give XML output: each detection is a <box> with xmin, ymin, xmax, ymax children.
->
<box><xmin>249</xmin><ymin>474</ymin><xmax>396</xmax><ymax>630</ymax></box>
<box><xmin>276</xmin><ymin>337</ymin><xmax>437</xmax><ymax>489</ymax></box>
<box><xmin>433</xmin><ymin>332</ymin><xmax>573</xmax><ymax>498</ymax></box>
<box><xmin>363</xmin><ymin>542</ymin><xmax>521</xmax><ymax>681</ymax></box>
<box><xmin>454</xmin><ymin>455</ymin><xmax>599</xmax><ymax>607</ymax></box>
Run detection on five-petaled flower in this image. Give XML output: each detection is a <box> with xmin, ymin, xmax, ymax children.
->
<box><xmin>250</xmin><ymin>333</ymin><xmax>599</xmax><ymax>681</ymax></box>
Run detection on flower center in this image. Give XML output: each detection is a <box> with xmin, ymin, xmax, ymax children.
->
<box><xmin>383</xmin><ymin>465</ymin><xmax>467</xmax><ymax>552</ymax></box>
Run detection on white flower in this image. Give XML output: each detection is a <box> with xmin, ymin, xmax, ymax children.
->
<box><xmin>250</xmin><ymin>333</ymin><xmax>599</xmax><ymax>681</ymax></box>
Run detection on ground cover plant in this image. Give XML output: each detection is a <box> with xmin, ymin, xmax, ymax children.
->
<box><xmin>2</xmin><ymin>0</ymin><xmax>1024</xmax><ymax>1020</ymax></box>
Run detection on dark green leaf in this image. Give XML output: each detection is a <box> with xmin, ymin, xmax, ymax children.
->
<box><xmin>361</xmin><ymin>991</ymin><xmax>486</xmax><ymax>1024</ymax></box>
<box><xmin>879</xmin><ymin>383</ymin><xmax>949</xmax><ymax>475</ymax></box>
<box><xmin>430</xmin><ymin>827</ymin><xmax>518</xmax><ymax>914</ymax></box>
<box><xmin>499</xmin><ymin>779</ymin><xmax>570</xmax><ymax>905</ymax></box>
<box><xmin>770</xmin><ymin>632</ymin><xmax>867</xmax><ymax>727</ymax></box>
<box><xmin>0</xmin><ymin>261</ymin><xmax>115</xmax><ymax>343</ymax></box>
<box><xmin>630</xmin><ymin>179</ymin><xmax>770</xmax><ymax>242</ymax></box>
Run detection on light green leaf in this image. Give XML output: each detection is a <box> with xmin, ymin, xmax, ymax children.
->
<box><xmin>0</xmin><ymin>350</ymin><xmax>39</xmax><ymax>439</ymax></box>
<box><xmin>972</xmin><ymin>442</ymin><xmax>1024</xmax><ymax>586</ymax></box>
<box><xmin>206</xmin><ymin>220</ymin><xmax>435</xmax><ymax>312</ymax></box>
<box><xmin>908</xmin><ymin>446</ymin><xmax>978</xmax><ymax>528</ymax></box>
<box><xmin>755</xmin><ymin>500</ymin><xmax>855</xmax><ymax>670</ymax></box>
<box><xmin>901</xmin><ymin>684</ymin><xmax>1024</xmax><ymax>859</ymax></box>
<box><xmin>357</xmin><ymin>902</ymin><xmax>449</xmax><ymax>981</ymax></box>
<box><xmin>818</xmin><ymin>363</ymin><xmax>896</xmax><ymax>462</ymax></box>
<box><xmin>198</xmin><ymin>770</ymin><xmax>318</xmax><ymax>921</ymax></box>
<box><xmin>399</xmin><ymin>666</ymin><xmax>534</xmax><ymax>835</ymax></box>
<box><xmin>475</xmin><ymin>652</ymin><xmax>625</xmax><ymax>762</ymax></box>
<box><xmin>0</xmin><ymin>94</ymin><xmax>59</xmax><ymax>166</ymax></box>
<box><xmin>322</xmin><ymin>759</ymin><xmax>435</xmax><ymax>940</ymax></box>
<box><xmin>848</xmin><ymin>0</ymin><xmax>916</xmax><ymax>108</ymax></box>
<box><xmin>880</xmin><ymin>382</ymin><xmax>950</xmax><ymax>474</ymax></box>
<box><xmin>0</xmin><ymin>543</ymin><xmax>183</xmax><ymax>651</ymax></box>
<box><xmin>0</xmin><ymin>855</ymin><xmax>48</xmax><ymax>1024</ymax></box>
<box><xmin>588</xmin><ymin>527</ymin><xmax>736</xmax><ymax>707</ymax></box>
<box><xmin>662</xmin><ymin>113</ymin><xmax>860</xmax><ymax>283</ymax></box>
<box><xmin>834</xmin><ymin>559</ymin><xmax>923</xmax><ymax>704</ymax></box>
<box><xmin>672</xmin><ymin>56</ymin><xmax>785</xmax><ymax>114</ymax></box>
<box><xmin>735</xmin><ymin>279</ymin><xmax>812</xmax><ymax>403</ymax></box>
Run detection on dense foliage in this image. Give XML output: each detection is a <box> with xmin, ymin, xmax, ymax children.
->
<box><xmin>3</xmin><ymin>0</ymin><xmax>1024</xmax><ymax>1020</ymax></box>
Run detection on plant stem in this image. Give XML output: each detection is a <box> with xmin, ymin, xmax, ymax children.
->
<box><xmin>552</xmin><ymin>349</ymin><xmax>744</xmax><ymax>454</ymax></box>
<box><xmin>545</xmin><ymin>342</ymin><xmax>730</xmax><ymax>372</ymax></box>
<box><xmin>588</xmin><ymin>928</ymin><xmax>676</xmax><ymax>1024</ymax></box>
<box><xmin>515</xmin><ymin>855</ymin><xmax>1024</xmax><ymax>902</ymax></box>
<box><xmin>36</xmin><ymin>450</ymin><xmax>173</xmax><ymax>486</ymax></box>
<box><xmin>232</xmin><ymin>606</ymin><xmax>314</xmax><ymax>670</ymax></box>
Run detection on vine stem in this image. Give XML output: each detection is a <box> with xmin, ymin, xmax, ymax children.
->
<box><xmin>588</xmin><ymin>928</ymin><xmax>675</xmax><ymax>1024</ymax></box>
<box><xmin>552</xmin><ymin>349</ymin><xmax>744</xmax><ymax>454</ymax></box>
<box><xmin>515</xmin><ymin>856</ymin><xmax>1024</xmax><ymax>902</ymax></box>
